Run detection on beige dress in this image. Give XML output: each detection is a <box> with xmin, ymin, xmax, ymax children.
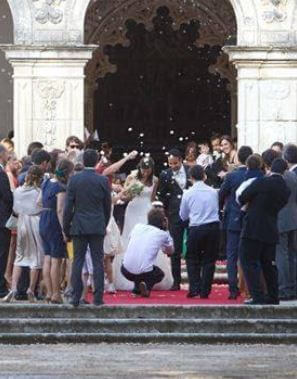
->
<box><xmin>13</xmin><ymin>185</ymin><xmax>44</xmax><ymax>269</ymax></box>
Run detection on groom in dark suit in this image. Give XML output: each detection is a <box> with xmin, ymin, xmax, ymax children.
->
<box><xmin>63</xmin><ymin>149</ymin><xmax>111</xmax><ymax>307</ymax></box>
<box><xmin>0</xmin><ymin>144</ymin><xmax>13</xmax><ymax>298</ymax></box>
<box><xmin>158</xmin><ymin>149</ymin><xmax>191</xmax><ymax>290</ymax></box>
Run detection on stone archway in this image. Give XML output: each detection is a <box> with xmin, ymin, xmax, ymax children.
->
<box><xmin>84</xmin><ymin>0</ymin><xmax>238</xmax><ymax>144</ymax></box>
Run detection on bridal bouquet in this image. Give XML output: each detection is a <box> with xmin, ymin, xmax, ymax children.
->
<box><xmin>124</xmin><ymin>179</ymin><xmax>144</xmax><ymax>199</ymax></box>
<box><xmin>123</xmin><ymin>171</ymin><xmax>144</xmax><ymax>199</ymax></box>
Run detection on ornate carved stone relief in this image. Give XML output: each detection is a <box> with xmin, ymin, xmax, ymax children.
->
<box><xmin>36</xmin><ymin>80</ymin><xmax>65</xmax><ymax>148</ymax></box>
<box><xmin>33</xmin><ymin>0</ymin><xmax>66</xmax><ymax>24</ymax></box>
<box><xmin>261</xmin><ymin>0</ymin><xmax>287</xmax><ymax>23</ymax></box>
<box><xmin>84</xmin><ymin>0</ymin><xmax>237</xmax><ymax>130</ymax></box>
<box><xmin>85</xmin><ymin>0</ymin><xmax>236</xmax><ymax>79</ymax></box>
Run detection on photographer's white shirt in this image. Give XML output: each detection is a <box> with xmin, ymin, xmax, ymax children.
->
<box><xmin>123</xmin><ymin>223</ymin><xmax>173</xmax><ymax>275</ymax></box>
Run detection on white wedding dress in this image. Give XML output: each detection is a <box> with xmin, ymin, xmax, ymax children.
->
<box><xmin>114</xmin><ymin>183</ymin><xmax>174</xmax><ymax>291</ymax></box>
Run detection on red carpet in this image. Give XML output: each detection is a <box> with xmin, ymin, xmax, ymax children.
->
<box><xmin>86</xmin><ymin>285</ymin><xmax>244</xmax><ymax>305</ymax></box>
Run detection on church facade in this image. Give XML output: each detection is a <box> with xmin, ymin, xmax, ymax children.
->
<box><xmin>0</xmin><ymin>0</ymin><xmax>297</xmax><ymax>156</ymax></box>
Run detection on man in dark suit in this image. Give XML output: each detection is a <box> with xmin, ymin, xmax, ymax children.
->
<box><xmin>205</xmin><ymin>134</ymin><xmax>224</xmax><ymax>189</ymax></box>
<box><xmin>238</xmin><ymin>158</ymin><xmax>290</xmax><ymax>305</ymax></box>
<box><xmin>158</xmin><ymin>149</ymin><xmax>191</xmax><ymax>290</ymax></box>
<box><xmin>283</xmin><ymin>143</ymin><xmax>297</xmax><ymax>299</ymax></box>
<box><xmin>0</xmin><ymin>144</ymin><xmax>13</xmax><ymax>298</ymax></box>
<box><xmin>63</xmin><ymin>149</ymin><xmax>111</xmax><ymax>307</ymax></box>
<box><xmin>219</xmin><ymin>146</ymin><xmax>253</xmax><ymax>299</ymax></box>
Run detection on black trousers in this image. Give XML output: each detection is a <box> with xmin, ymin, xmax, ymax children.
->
<box><xmin>239</xmin><ymin>238</ymin><xmax>278</xmax><ymax>303</ymax></box>
<box><xmin>0</xmin><ymin>227</ymin><xmax>11</xmax><ymax>294</ymax></box>
<box><xmin>169</xmin><ymin>220</ymin><xmax>187</xmax><ymax>285</ymax></box>
<box><xmin>121</xmin><ymin>265</ymin><xmax>164</xmax><ymax>291</ymax></box>
<box><xmin>186</xmin><ymin>222</ymin><xmax>220</xmax><ymax>296</ymax></box>
<box><xmin>71</xmin><ymin>234</ymin><xmax>104</xmax><ymax>304</ymax></box>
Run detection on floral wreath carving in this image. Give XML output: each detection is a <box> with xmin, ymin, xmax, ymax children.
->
<box><xmin>261</xmin><ymin>0</ymin><xmax>288</xmax><ymax>23</ymax></box>
<box><xmin>33</xmin><ymin>0</ymin><xmax>66</xmax><ymax>24</ymax></box>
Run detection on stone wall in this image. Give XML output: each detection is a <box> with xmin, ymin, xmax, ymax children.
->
<box><xmin>0</xmin><ymin>1</ymin><xmax>13</xmax><ymax>139</ymax></box>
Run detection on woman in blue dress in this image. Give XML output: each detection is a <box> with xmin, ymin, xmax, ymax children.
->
<box><xmin>40</xmin><ymin>158</ymin><xmax>74</xmax><ymax>304</ymax></box>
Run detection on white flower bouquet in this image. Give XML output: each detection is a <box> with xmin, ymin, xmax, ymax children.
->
<box><xmin>123</xmin><ymin>170</ymin><xmax>144</xmax><ymax>199</ymax></box>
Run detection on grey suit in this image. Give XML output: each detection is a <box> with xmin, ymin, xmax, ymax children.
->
<box><xmin>63</xmin><ymin>168</ymin><xmax>111</xmax><ymax>305</ymax></box>
<box><xmin>276</xmin><ymin>171</ymin><xmax>297</xmax><ymax>298</ymax></box>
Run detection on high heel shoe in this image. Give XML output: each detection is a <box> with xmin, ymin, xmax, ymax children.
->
<box><xmin>44</xmin><ymin>295</ymin><xmax>52</xmax><ymax>304</ymax></box>
<box><xmin>26</xmin><ymin>290</ymin><xmax>37</xmax><ymax>303</ymax></box>
<box><xmin>2</xmin><ymin>290</ymin><xmax>17</xmax><ymax>303</ymax></box>
<box><xmin>50</xmin><ymin>296</ymin><xmax>63</xmax><ymax>304</ymax></box>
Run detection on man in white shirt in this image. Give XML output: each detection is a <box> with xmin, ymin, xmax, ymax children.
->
<box><xmin>121</xmin><ymin>208</ymin><xmax>174</xmax><ymax>297</ymax></box>
<box><xmin>180</xmin><ymin>165</ymin><xmax>220</xmax><ymax>299</ymax></box>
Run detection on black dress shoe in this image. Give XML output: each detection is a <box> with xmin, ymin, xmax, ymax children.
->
<box><xmin>170</xmin><ymin>283</ymin><xmax>181</xmax><ymax>291</ymax></box>
<box><xmin>93</xmin><ymin>301</ymin><xmax>104</xmax><ymax>307</ymax></box>
<box><xmin>228</xmin><ymin>292</ymin><xmax>238</xmax><ymax>300</ymax></box>
<box><xmin>279</xmin><ymin>295</ymin><xmax>296</xmax><ymax>301</ymax></box>
<box><xmin>264</xmin><ymin>298</ymin><xmax>279</xmax><ymax>305</ymax></box>
<box><xmin>69</xmin><ymin>299</ymin><xmax>79</xmax><ymax>308</ymax></box>
<box><xmin>187</xmin><ymin>291</ymin><xmax>199</xmax><ymax>298</ymax></box>
<box><xmin>244</xmin><ymin>298</ymin><xmax>265</xmax><ymax>305</ymax></box>
<box><xmin>200</xmin><ymin>294</ymin><xmax>209</xmax><ymax>299</ymax></box>
<box><xmin>79</xmin><ymin>299</ymin><xmax>90</xmax><ymax>305</ymax></box>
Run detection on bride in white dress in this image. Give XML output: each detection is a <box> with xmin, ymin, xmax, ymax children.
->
<box><xmin>114</xmin><ymin>157</ymin><xmax>173</xmax><ymax>291</ymax></box>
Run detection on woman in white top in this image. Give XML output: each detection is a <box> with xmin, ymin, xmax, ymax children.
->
<box><xmin>3</xmin><ymin>166</ymin><xmax>44</xmax><ymax>303</ymax></box>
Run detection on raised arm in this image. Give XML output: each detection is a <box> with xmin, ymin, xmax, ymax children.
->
<box><xmin>161</xmin><ymin>233</ymin><xmax>174</xmax><ymax>256</ymax></box>
<box><xmin>102</xmin><ymin>151</ymin><xmax>138</xmax><ymax>176</ymax></box>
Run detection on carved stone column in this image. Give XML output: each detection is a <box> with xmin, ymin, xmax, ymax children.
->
<box><xmin>1</xmin><ymin>46</ymin><xmax>95</xmax><ymax>156</ymax></box>
<box><xmin>224</xmin><ymin>47</ymin><xmax>297</xmax><ymax>152</ymax></box>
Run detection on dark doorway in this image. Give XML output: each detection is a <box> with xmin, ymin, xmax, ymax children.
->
<box><xmin>94</xmin><ymin>6</ymin><xmax>233</xmax><ymax>171</ymax></box>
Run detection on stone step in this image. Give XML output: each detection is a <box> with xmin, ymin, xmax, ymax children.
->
<box><xmin>1</xmin><ymin>318</ymin><xmax>297</xmax><ymax>334</ymax></box>
<box><xmin>0</xmin><ymin>332</ymin><xmax>297</xmax><ymax>345</ymax></box>
<box><xmin>0</xmin><ymin>304</ymin><xmax>297</xmax><ymax>320</ymax></box>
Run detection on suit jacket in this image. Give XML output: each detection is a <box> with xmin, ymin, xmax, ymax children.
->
<box><xmin>219</xmin><ymin>166</ymin><xmax>247</xmax><ymax>232</ymax></box>
<box><xmin>63</xmin><ymin>168</ymin><xmax>111</xmax><ymax>237</ymax></box>
<box><xmin>0</xmin><ymin>166</ymin><xmax>13</xmax><ymax>228</ymax></box>
<box><xmin>292</xmin><ymin>166</ymin><xmax>297</xmax><ymax>177</ymax></box>
<box><xmin>239</xmin><ymin>174</ymin><xmax>290</xmax><ymax>244</ymax></box>
<box><xmin>278</xmin><ymin>171</ymin><xmax>297</xmax><ymax>233</ymax></box>
<box><xmin>158</xmin><ymin>165</ymin><xmax>191</xmax><ymax>224</ymax></box>
<box><xmin>205</xmin><ymin>156</ymin><xmax>224</xmax><ymax>188</ymax></box>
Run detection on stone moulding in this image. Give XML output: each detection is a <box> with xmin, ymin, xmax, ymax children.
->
<box><xmin>33</xmin><ymin>0</ymin><xmax>66</xmax><ymax>25</ymax></box>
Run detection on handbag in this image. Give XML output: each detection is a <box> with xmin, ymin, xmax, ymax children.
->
<box><xmin>5</xmin><ymin>214</ymin><xmax>18</xmax><ymax>230</ymax></box>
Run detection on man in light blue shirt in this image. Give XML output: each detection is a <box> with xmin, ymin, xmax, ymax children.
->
<box><xmin>180</xmin><ymin>165</ymin><xmax>220</xmax><ymax>299</ymax></box>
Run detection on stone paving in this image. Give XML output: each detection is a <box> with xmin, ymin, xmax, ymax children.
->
<box><xmin>0</xmin><ymin>343</ymin><xmax>297</xmax><ymax>378</ymax></box>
